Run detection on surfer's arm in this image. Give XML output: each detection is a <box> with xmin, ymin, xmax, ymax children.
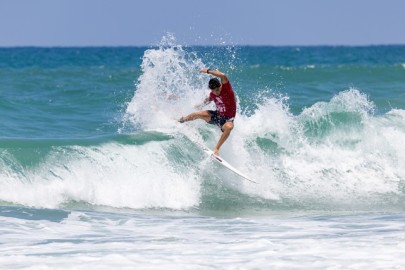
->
<box><xmin>200</xmin><ymin>68</ymin><xmax>229</xmax><ymax>84</ymax></box>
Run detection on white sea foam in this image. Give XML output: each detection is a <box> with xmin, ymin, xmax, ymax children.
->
<box><xmin>1</xmin><ymin>38</ymin><xmax>405</xmax><ymax>211</ymax></box>
<box><xmin>219</xmin><ymin>87</ymin><xmax>405</xmax><ymax>208</ymax></box>
<box><xmin>2</xmin><ymin>36</ymin><xmax>405</xmax><ymax>270</ymax></box>
<box><xmin>0</xmin><ymin>142</ymin><xmax>200</xmax><ymax>209</ymax></box>
<box><xmin>3</xmin><ymin>86</ymin><xmax>400</xmax><ymax>210</ymax></box>
<box><xmin>125</xmin><ymin>38</ymin><xmax>208</xmax><ymax>131</ymax></box>
<box><xmin>1</xmin><ymin>211</ymin><xmax>405</xmax><ymax>269</ymax></box>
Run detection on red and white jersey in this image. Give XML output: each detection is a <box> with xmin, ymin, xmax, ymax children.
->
<box><xmin>208</xmin><ymin>81</ymin><xmax>236</xmax><ymax>118</ymax></box>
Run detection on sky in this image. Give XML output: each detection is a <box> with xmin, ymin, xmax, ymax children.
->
<box><xmin>1</xmin><ymin>0</ymin><xmax>405</xmax><ymax>47</ymax></box>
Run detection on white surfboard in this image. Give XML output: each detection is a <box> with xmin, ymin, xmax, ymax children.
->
<box><xmin>201</xmin><ymin>146</ymin><xmax>257</xmax><ymax>184</ymax></box>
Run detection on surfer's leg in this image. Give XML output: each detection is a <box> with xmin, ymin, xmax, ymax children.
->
<box><xmin>179</xmin><ymin>110</ymin><xmax>211</xmax><ymax>123</ymax></box>
<box><xmin>213</xmin><ymin>121</ymin><xmax>234</xmax><ymax>156</ymax></box>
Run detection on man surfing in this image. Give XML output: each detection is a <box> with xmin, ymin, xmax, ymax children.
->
<box><xmin>179</xmin><ymin>68</ymin><xmax>236</xmax><ymax>156</ymax></box>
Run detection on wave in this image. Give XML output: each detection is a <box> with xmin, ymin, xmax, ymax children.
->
<box><xmin>1</xmin><ymin>104</ymin><xmax>404</xmax><ymax>211</ymax></box>
<box><xmin>1</xmin><ymin>38</ymin><xmax>405</xmax><ymax>212</ymax></box>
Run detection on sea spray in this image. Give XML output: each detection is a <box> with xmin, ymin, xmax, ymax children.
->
<box><xmin>1</xmin><ymin>43</ymin><xmax>405</xmax><ymax>211</ymax></box>
<box><xmin>123</xmin><ymin>39</ymin><xmax>405</xmax><ymax>210</ymax></box>
<box><xmin>2</xmin><ymin>43</ymin><xmax>405</xmax><ymax>270</ymax></box>
<box><xmin>269</xmin><ymin>89</ymin><xmax>405</xmax><ymax>209</ymax></box>
<box><xmin>125</xmin><ymin>37</ymin><xmax>207</xmax><ymax>130</ymax></box>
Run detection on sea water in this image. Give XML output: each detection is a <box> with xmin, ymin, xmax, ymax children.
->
<box><xmin>1</xmin><ymin>37</ymin><xmax>405</xmax><ymax>269</ymax></box>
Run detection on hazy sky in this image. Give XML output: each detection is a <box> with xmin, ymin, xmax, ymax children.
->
<box><xmin>1</xmin><ymin>0</ymin><xmax>405</xmax><ymax>47</ymax></box>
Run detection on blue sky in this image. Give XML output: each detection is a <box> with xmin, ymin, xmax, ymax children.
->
<box><xmin>1</xmin><ymin>0</ymin><xmax>405</xmax><ymax>46</ymax></box>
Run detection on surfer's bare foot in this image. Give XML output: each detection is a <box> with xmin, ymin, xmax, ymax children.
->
<box><xmin>178</xmin><ymin>117</ymin><xmax>185</xmax><ymax>123</ymax></box>
<box><xmin>213</xmin><ymin>148</ymin><xmax>219</xmax><ymax>156</ymax></box>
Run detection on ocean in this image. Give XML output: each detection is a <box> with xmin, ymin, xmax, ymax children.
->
<box><xmin>1</xmin><ymin>38</ymin><xmax>405</xmax><ymax>269</ymax></box>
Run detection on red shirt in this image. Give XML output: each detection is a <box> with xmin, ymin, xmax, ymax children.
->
<box><xmin>209</xmin><ymin>81</ymin><xmax>237</xmax><ymax>118</ymax></box>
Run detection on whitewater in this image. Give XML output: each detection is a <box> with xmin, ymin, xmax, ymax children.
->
<box><xmin>1</xmin><ymin>38</ymin><xmax>405</xmax><ymax>268</ymax></box>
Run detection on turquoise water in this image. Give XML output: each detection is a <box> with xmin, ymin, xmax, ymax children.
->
<box><xmin>1</xmin><ymin>40</ymin><xmax>405</xmax><ymax>268</ymax></box>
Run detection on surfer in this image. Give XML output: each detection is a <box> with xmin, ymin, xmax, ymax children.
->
<box><xmin>179</xmin><ymin>68</ymin><xmax>236</xmax><ymax>156</ymax></box>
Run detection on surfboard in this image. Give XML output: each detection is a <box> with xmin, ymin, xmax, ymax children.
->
<box><xmin>201</xmin><ymin>146</ymin><xmax>257</xmax><ymax>184</ymax></box>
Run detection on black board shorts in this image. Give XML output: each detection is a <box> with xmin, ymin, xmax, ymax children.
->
<box><xmin>207</xmin><ymin>110</ymin><xmax>235</xmax><ymax>131</ymax></box>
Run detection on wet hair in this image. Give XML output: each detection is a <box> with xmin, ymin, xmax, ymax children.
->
<box><xmin>208</xmin><ymin>78</ymin><xmax>221</xmax><ymax>90</ymax></box>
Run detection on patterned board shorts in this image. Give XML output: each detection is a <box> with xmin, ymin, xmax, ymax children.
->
<box><xmin>207</xmin><ymin>110</ymin><xmax>234</xmax><ymax>131</ymax></box>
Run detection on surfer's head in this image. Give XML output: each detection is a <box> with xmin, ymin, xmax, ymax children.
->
<box><xmin>208</xmin><ymin>78</ymin><xmax>221</xmax><ymax>90</ymax></box>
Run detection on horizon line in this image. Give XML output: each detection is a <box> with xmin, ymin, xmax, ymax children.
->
<box><xmin>1</xmin><ymin>43</ymin><xmax>405</xmax><ymax>49</ymax></box>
